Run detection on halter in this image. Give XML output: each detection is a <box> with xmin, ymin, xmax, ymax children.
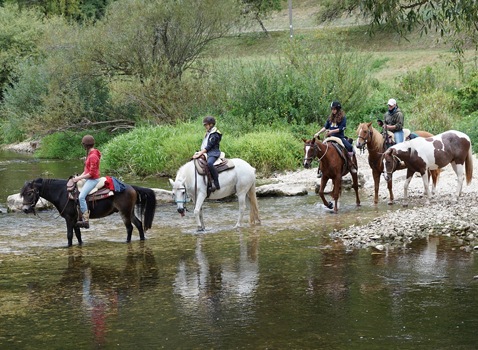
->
<box><xmin>174</xmin><ymin>187</ymin><xmax>189</xmax><ymax>204</ymax></box>
<box><xmin>22</xmin><ymin>184</ymin><xmax>40</xmax><ymax>208</ymax></box>
<box><xmin>357</xmin><ymin>127</ymin><xmax>374</xmax><ymax>153</ymax></box>
<box><xmin>304</xmin><ymin>141</ymin><xmax>329</xmax><ymax>163</ymax></box>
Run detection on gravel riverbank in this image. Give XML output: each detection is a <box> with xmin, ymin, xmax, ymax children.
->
<box><xmin>270</xmin><ymin>151</ymin><xmax>478</xmax><ymax>250</ymax></box>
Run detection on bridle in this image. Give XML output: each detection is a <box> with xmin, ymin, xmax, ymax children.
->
<box><xmin>356</xmin><ymin>129</ymin><xmax>371</xmax><ymax>153</ymax></box>
<box><xmin>383</xmin><ymin>153</ymin><xmax>402</xmax><ymax>177</ymax></box>
<box><xmin>304</xmin><ymin>141</ymin><xmax>329</xmax><ymax>163</ymax></box>
<box><xmin>22</xmin><ymin>183</ymin><xmax>40</xmax><ymax>208</ymax></box>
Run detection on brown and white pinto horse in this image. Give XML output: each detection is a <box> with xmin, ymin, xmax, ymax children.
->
<box><xmin>382</xmin><ymin>130</ymin><xmax>473</xmax><ymax>206</ymax></box>
<box><xmin>355</xmin><ymin>122</ymin><xmax>440</xmax><ymax>205</ymax></box>
<box><xmin>302</xmin><ymin>137</ymin><xmax>360</xmax><ymax>213</ymax></box>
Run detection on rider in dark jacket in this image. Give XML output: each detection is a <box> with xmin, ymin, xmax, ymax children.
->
<box><xmin>192</xmin><ymin>116</ymin><xmax>222</xmax><ymax>191</ymax></box>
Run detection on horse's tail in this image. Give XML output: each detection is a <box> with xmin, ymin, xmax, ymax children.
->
<box><xmin>132</xmin><ymin>186</ymin><xmax>157</xmax><ymax>231</ymax></box>
<box><xmin>247</xmin><ymin>182</ymin><xmax>261</xmax><ymax>225</ymax></box>
<box><xmin>465</xmin><ymin>144</ymin><xmax>473</xmax><ymax>185</ymax></box>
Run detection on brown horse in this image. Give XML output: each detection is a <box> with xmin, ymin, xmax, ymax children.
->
<box><xmin>302</xmin><ymin>137</ymin><xmax>360</xmax><ymax>213</ymax></box>
<box><xmin>355</xmin><ymin>122</ymin><xmax>440</xmax><ymax>205</ymax></box>
<box><xmin>382</xmin><ymin>130</ymin><xmax>473</xmax><ymax>206</ymax></box>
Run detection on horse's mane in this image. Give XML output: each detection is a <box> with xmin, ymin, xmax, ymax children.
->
<box><xmin>368</xmin><ymin>125</ymin><xmax>384</xmax><ymax>151</ymax></box>
<box><xmin>20</xmin><ymin>178</ymin><xmax>67</xmax><ymax>197</ymax></box>
<box><xmin>176</xmin><ymin>161</ymin><xmax>195</xmax><ymax>184</ymax></box>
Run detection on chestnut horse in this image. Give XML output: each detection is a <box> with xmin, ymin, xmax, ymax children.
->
<box><xmin>355</xmin><ymin>121</ymin><xmax>440</xmax><ymax>205</ymax></box>
<box><xmin>382</xmin><ymin>130</ymin><xmax>473</xmax><ymax>206</ymax></box>
<box><xmin>302</xmin><ymin>137</ymin><xmax>360</xmax><ymax>213</ymax></box>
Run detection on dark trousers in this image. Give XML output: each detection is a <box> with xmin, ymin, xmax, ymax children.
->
<box><xmin>207</xmin><ymin>156</ymin><xmax>219</xmax><ymax>186</ymax></box>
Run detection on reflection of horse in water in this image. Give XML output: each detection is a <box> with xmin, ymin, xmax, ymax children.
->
<box><xmin>174</xmin><ymin>234</ymin><xmax>259</xmax><ymax>326</ymax></box>
<box><xmin>26</xmin><ymin>244</ymin><xmax>159</xmax><ymax>345</ymax></box>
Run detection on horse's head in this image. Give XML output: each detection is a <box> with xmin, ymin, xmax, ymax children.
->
<box><xmin>169</xmin><ymin>178</ymin><xmax>188</xmax><ymax>216</ymax></box>
<box><xmin>382</xmin><ymin>148</ymin><xmax>400</xmax><ymax>182</ymax></box>
<box><xmin>356</xmin><ymin>121</ymin><xmax>373</xmax><ymax>151</ymax></box>
<box><xmin>302</xmin><ymin>138</ymin><xmax>318</xmax><ymax>168</ymax></box>
<box><xmin>20</xmin><ymin>179</ymin><xmax>41</xmax><ymax>214</ymax></box>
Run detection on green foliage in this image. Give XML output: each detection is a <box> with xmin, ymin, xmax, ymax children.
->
<box><xmin>454</xmin><ymin>112</ymin><xmax>478</xmax><ymax>154</ymax></box>
<box><xmin>208</xmin><ymin>40</ymin><xmax>371</xmax><ymax>130</ymax></box>
<box><xmin>101</xmin><ymin>123</ymin><xmax>303</xmax><ymax>176</ymax></box>
<box><xmin>0</xmin><ymin>4</ymin><xmax>46</xmax><ymax>99</ymax></box>
<box><xmin>454</xmin><ymin>71</ymin><xmax>478</xmax><ymax>115</ymax></box>
<box><xmin>34</xmin><ymin>131</ymin><xmax>116</xmax><ymax>159</ymax></box>
<box><xmin>399</xmin><ymin>66</ymin><xmax>437</xmax><ymax>97</ymax></box>
<box><xmin>407</xmin><ymin>90</ymin><xmax>455</xmax><ymax>134</ymax></box>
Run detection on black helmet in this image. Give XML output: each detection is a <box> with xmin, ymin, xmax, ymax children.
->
<box><xmin>330</xmin><ymin>101</ymin><xmax>341</xmax><ymax>109</ymax></box>
<box><xmin>81</xmin><ymin>135</ymin><xmax>95</xmax><ymax>147</ymax></box>
<box><xmin>202</xmin><ymin>116</ymin><xmax>216</xmax><ymax>126</ymax></box>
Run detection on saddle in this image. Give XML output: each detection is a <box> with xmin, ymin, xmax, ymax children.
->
<box><xmin>383</xmin><ymin>128</ymin><xmax>411</xmax><ymax>148</ymax></box>
<box><xmin>193</xmin><ymin>153</ymin><xmax>235</xmax><ymax>176</ymax></box>
<box><xmin>323</xmin><ymin>136</ymin><xmax>357</xmax><ymax>175</ymax></box>
<box><xmin>66</xmin><ymin>176</ymin><xmax>114</xmax><ymax>202</ymax></box>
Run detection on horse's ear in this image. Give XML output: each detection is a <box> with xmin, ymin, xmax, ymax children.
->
<box><xmin>301</xmin><ymin>138</ymin><xmax>307</xmax><ymax>143</ymax></box>
<box><xmin>367</xmin><ymin>121</ymin><xmax>373</xmax><ymax>127</ymax></box>
<box><xmin>169</xmin><ymin>179</ymin><xmax>175</xmax><ymax>187</ymax></box>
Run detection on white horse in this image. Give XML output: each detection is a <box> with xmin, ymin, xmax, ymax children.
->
<box><xmin>169</xmin><ymin>158</ymin><xmax>261</xmax><ymax>231</ymax></box>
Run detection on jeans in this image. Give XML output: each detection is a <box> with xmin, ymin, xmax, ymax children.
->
<box><xmin>394</xmin><ymin>130</ymin><xmax>404</xmax><ymax>144</ymax></box>
<box><xmin>79</xmin><ymin>178</ymin><xmax>100</xmax><ymax>213</ymax></box>
<box><xmin>207</xmin><ymin>156</ymin><xmax>219</xmax><ymax>186</ymax></box>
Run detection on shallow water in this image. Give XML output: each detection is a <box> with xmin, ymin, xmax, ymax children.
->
<box><xmin>1</xmin><ymin>150</ymin><xmax>478</xmax><ymax>349</ymax></box>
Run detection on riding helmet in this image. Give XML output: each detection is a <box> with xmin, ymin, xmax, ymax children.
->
<box><xmin>81</xmin><ymin>135</ymin><xmax>95</xmax><ymax>147</ymax></box>
<box><xmin>330</xmin><ymin>101</ymin><xmax>341</xmax><ymax>109</ymax></box>
<box><xmin>202</xmin><ymin>116</ymin><xmax>216</xmax><ymax>126</ymax></box>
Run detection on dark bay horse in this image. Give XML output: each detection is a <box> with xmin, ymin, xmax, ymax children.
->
<box><xmin>382</xmin><ymin>130</ymin><xmax>473</xmax><ymax>206</ymax></box>
<box><xmin>21</xmin><ymin>178</ymin><xmax>156</xmax><ymax>246</ymax></box>
<box><xmin>355</xmin><ymin>121</ymin><xmax>440</xmax><ymax>205</ymax></box>
<box><xmin>302</xmin><ymin>137</ymin><xmax>360</xmax><ymax>213</ymax></box>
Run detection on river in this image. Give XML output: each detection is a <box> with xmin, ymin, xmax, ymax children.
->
<box><xmin>0</xmin><ymin>149</ymin><xmax>477</xmax><ymax>349</ymax></box>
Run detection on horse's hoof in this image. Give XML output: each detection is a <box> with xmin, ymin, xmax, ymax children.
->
<box><xmin>387</xmin><ymin>201</ymin><xmax>394</xmax><ymax>205</ymax></box>
<box><xmin>327</xmin><ymin>202</ymin><xmax>334</xmax><ymax>209</ymax></box>
<box><xmin>331</xmin><ymin>211</ymin><xmax>338</xmax><ymax>214</ymax></box>
<box><xmin>402</xmin><ymin>204</ymin><xmax>409</xmax><ymax>208</ymax></box>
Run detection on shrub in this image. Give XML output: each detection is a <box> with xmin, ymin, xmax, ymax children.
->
<box><xmin>399</xmin><ymin>66</ymin><xmax>437</xmax><ymax>97</ymax></box>
<box><xmin>407</xmin><ymin>91</ymin><xmax>455</xmax><ymax>134</ymax></box>
<box><xmin>453</xmin><ymin>112</ymin><xmax>478</xmax><ymax>154</ymax></box>
<box><xmin>454</xmin><ymin>70</ymin><xmax>478</xmax><ymax>115</ymax></box>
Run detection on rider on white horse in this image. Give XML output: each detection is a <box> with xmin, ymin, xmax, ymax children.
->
<box><xmin>192</xmin><ymin>116</ymin><xmax>222</xmax><ymax>192</ymax></box>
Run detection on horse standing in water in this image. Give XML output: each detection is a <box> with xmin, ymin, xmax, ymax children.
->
<box><xmin>355</xmin><ymin>121</ymin><xmax>440</xmax><ymax>205</ymax></box>
<box><xmin>302</xmin><ymin>137</ymin><xmax>360</xmax><ymax>213</ymax></box>
<box><xmin>169</xmin><ymin>158</ymin><xmax>260</xmax><ymax>231</ymax></box>
<box><xmin>382</xmin><ymin>130</ymin><xmax>473</xmax><ymax>206</ymax></box>
<box><xmin>21</xmin><ymin>178</ymin><xmax>156</xmax><ymax>246</ymax></box>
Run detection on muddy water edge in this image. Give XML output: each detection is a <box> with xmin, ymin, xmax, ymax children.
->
<box><xmin>1</xmin><ymin>149</ymin><xmax>477</xmax><ymax>349</ymax></box>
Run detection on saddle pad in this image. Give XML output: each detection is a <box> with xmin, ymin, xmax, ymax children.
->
<box><xmin>386</xmin><ymin>129</ymin><xmax>411</xmax><ymax>143</ymax></box>
<box><xmin>194</xmin><ymin>158</ymin><xmax>235</xmax><ymax>175</ymax></box>
<box><xmin>87</xmin><ymin>188</ymin><xmax>114</xmax><ymax>202</ymax></box>
<box><xmin>324</xmin><ymin>136</ymin><xmax>344</xmax><ymax>148</ymax></box>
<box><xmin>77</xmin><ymin>177</ymin><xmax>107</xmax><ymax>194</ymax></box>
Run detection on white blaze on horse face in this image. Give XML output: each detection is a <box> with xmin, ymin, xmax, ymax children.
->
<box><xmin>356</xmin><ymin>126</ymin><xmax>363</xmax><ymax>147</ymax></box>
<box><xmin>303</xmin><ymin>145</ymin><xmax>311</xmax><ymax>167</ymax></box>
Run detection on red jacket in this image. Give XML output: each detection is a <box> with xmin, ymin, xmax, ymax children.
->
<box><xmin>84</xmin><ymin>149</ymin><xmax>101</xmax><ymax>179</ymax></box>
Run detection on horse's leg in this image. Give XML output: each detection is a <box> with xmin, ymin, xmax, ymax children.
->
<box><xmin>66</xmin><ymin>220</ymin><xmax>75</xmax><ymax>247</ymax></box>
<box><xmin>234</xmin><ymin>193</ymin><xmax>247</xmax><ymax>228</ymax></box>
<box><xmin>332</xmin><ymin>177</ymin><xmax>340</xmax><ymax>213</ymax></box>
<box><xmin>402</xmin><ymin>169</ymin><xmax>415</xmax><ymax>207</ymax></box>
<box><xmin>428</xmin><ymin>170</ymin><xmax>436</xmax><ymax>196</ymax></box>
<box><xmin>451</xmin><ymin>162</ymin><xmax>465</xmax><ymax>199</ymax></box>
<box><xmin>131</xmin><ymin>214</ymin><xmax>145</xmax><ymax>240</ymax></box>
<box><xmin>194</xmin><ymin>193</ymin><xmax>207</xmax><ymax>231</ymax></box>
<box><xmin>372</xmin><ymin>170</ymin><xmax>381</xmax><ymax>205</ymax></box>
<box><xmin>420</xmin><ymin>170</ymin><xmax>431</xmax><ymax>205</ymax></box>
<box><xmin>74</xmin><ymin>225</ymin><xmax>82</xmax><ymax>245</ymax></box>
<box><xmin>318</xmin><ymin>177</ymin><xmax>333</xmax><ymax>209</ymax></box>
<box><xmin>351</xmin><ymin>172</ymin><xmax>361</xmax><ymax>206</ymax></box>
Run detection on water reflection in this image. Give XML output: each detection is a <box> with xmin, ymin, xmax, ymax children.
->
<box><xmin>26</xmin><ymin>243</ymin><xmax>159</xmax><ymax>346</ymax></box>
<box><xmin>174</xmin><ymin>233</ymin><xmax>259</xmax><ymax>333</ymax></box>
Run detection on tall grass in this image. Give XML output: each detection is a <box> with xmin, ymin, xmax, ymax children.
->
<box><xmin>101</xmin><ymin>122</ymin><xmax>303</xmax><ymax>176</ymax></box>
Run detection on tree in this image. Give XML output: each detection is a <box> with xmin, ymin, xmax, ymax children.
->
<box><xmin>83</xmin><ymin>0</ymin><xmax>240</xmax><ymax>80</ymax></box>
<box><xmin>317</xmin><ymin>0</ymin><xmax>478</xmax><ymax>58</ymax></box>
<box><xmin>0</xmin><ymin>4</ymin><xmax>45</xmax><ymax>100</ymax></box>
<box><xmin>241</xmin><ymin>0</ymin><xmax>282</xmax><ymax>38</ymax></box>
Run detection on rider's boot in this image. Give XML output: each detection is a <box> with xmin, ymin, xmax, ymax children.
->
<box><xmin>348</xmin><ymin>151</ymin><xmax>358</xmax><ymax>170</ymax></box>
<box><xmin>211</xmin><ymin>168</ymin><xmax>220</xmax><ymax>192</ymax></box>
<box><xmin>77</xmin><ymin>210</ymin><xmax>90</xmax><ymax>229</ymax></box>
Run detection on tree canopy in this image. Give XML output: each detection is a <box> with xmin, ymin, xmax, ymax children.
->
<box><xmin>317</xmin><ymin>0</ymin><xmax>478</xmax><ymax>56</ymax></box>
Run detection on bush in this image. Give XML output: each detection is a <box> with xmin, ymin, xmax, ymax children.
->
<box><xmin>453</xmin><ymin>112</ymin><xmax>478</xmax><ymax>154</ymax></box>
<box><xmin>35</xmin><ymin>131</ymin><xmax>117</xmax><ymax>159</ymax></box>
<box><xmin>101</xmin><ymin>123</ymin><xmax>303</xmax><ymax>176</ymax></box>
<box><xmin>454</xmin><ymin>70</ymin><xmax>478</xmax><ymax>115</ymax></box>
<box><xmin>399</xmin><ymin>66</ymin><xmax>437</xmax><ymax>97</ymax></box>
<box><xmin>407</xmin><ymin>91</ymin><xmax>455</xmax><ymax>134</ymax></box>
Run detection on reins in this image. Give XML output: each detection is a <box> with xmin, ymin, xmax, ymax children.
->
<box><xmin>304</xmin><ymin>141</ymin><xmax>329</xmax><ymax>163</ymax></box>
